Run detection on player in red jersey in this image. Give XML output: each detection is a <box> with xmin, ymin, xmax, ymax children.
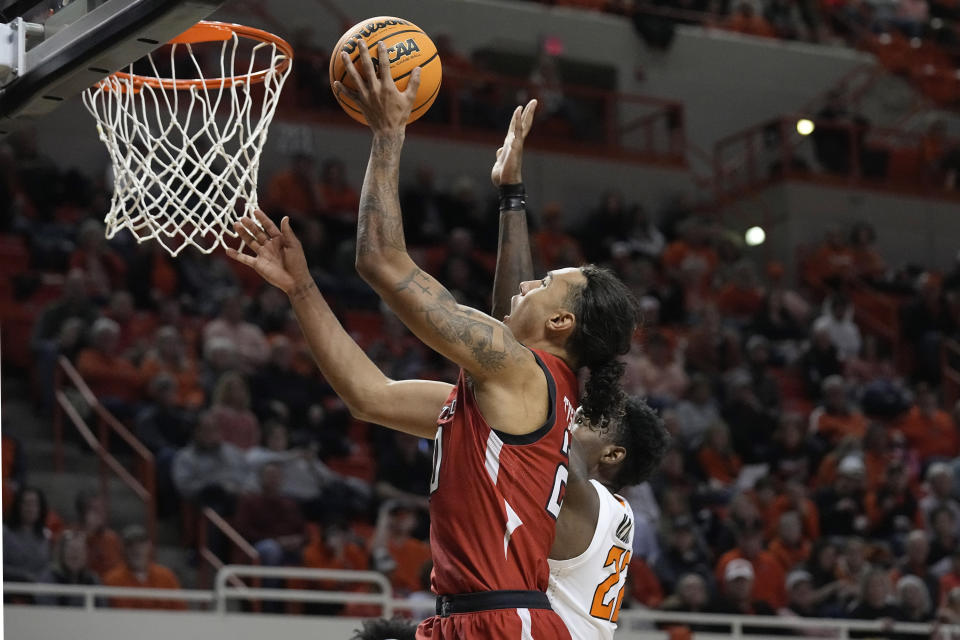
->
<box><xmin>228</xmin><ymin>41</ymin><xmax>640</xmax><ymax>640</ymax></box>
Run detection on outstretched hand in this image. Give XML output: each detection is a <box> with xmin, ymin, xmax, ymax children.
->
<box><xmin>491</xmin><ymin>99</ymin><xmax>538</xmax><ymax>187</ymax></box>
<box><xmin>333</xmin><ymin>40</ymin><xmax>422</xmax><ymax>133</ymax></box>
<box><xmin>226</xmin><ymin>210</ymin><xmax>312</xmax><ymax>296</ymax></box>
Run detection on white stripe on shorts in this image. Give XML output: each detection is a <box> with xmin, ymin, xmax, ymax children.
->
<box><xmin>517</xmin><ymin>607</ymin><xmax>534</xmax><ymax>640</ymax></box>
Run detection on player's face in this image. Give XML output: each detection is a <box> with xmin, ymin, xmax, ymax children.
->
<box><xmin>571</xmin><ymin>406</ymin><xmax>616</xmax><ymax>469</ymax></box>
<box><xmin>502</xmin><ymin>268</ymin><xmax>585</xmax><ymax>338</ymax></box>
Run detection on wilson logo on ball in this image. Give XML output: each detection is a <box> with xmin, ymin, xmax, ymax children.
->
<box><xmin>341</xmin><ymin>19</ymin><xmax>412</xmax><ymax>54</ymax></box>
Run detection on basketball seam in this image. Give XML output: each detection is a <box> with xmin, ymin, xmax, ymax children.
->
<box><xmin>336</xmin><ymin>29</ymin><xmax>426</xmax><ymax>83</ymax></box>
<box><xmin>336</xmin><ymin>56</ymin><xmax>441</xmax><ymax>119</ymax></box>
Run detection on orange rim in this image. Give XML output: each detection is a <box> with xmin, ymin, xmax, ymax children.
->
<box><xmin>106</xmin><ymin>21</ymin><xmax>294</xmax><ymax>91</ymax></box>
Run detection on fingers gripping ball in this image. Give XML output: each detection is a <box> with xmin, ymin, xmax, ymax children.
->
<box><xmin>329</xmin><ymin>16</ymin><xmax>442</xmax><ymax>125</ymax></box>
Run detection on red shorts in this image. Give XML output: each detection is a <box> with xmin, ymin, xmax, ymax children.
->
<box><xmin>416</xmin><ymin>607</ymin><xmax>571</xmax><ymax>640</ymax></box>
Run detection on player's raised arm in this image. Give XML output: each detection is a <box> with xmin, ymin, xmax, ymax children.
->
<box><xmin>226</xmin><ymin>210</ymin><xmax>451</xmax><ymax>439</ymax></box>
<box><xmin>490</xmin><ymin>100</ymin><xmax>537</xmax><ymax>321</ymax></box>
<box><xmin>335</xmin><ymin>41</ymin><xmax>536</xmax><ymax>386</ymax></box>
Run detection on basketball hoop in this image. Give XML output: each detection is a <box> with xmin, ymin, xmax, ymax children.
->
<box><xmin>82</xmin><ymin>21</ymin><xmax>294</xmax><ymax>257</ymax></box>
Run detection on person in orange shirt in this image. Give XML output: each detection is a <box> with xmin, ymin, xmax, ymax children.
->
<box><xmin>662</xmin><ymin>219</ymin><xmax>718</xmax><ymax>306</ymax></box>
<box><xmin>139</xmin><ymin>326</ymin><xmax>205</xmax><ymax>409</ymax></box>
<box><xmin>764</xmin><ymin>480</ymin><xmax>821</xmax><ymax>543</ymax></box>
<box><xmin>803</xmin><ymin>227</ymin><xmax>854</xmax><ymax>290</ymax></box>
<box><xmin>715</xmin><ymin>262</ymin><xmax>766</xmax><ymax>324</ymax></box>
<box><xmin>75</xmin><ymin>317</ymin><xmax>145</xmax><ymax>415</ymax></box>
<box><xmin>697</xmin><ymin>422</ymin><xmax>742</xmax><ymax>487</ymax></box>
<box><xmin>864</xmin><ymin>461</ymin><xmax>921</xmax><ymax>540</ymax></box>
<box><xmin>715</xmin><ymin>524</ymin><xmax>787</xmax><ymax>609</ymax></box>
<box><xmin>848</xmin><ymin>222</ymin><xmax>886</xmax><ymax>282</ymax></box>
<box><xmin>768</xmin><ymin>511</ymin><xmax>811</xmax><ymax>573</ymax></box>
<box><xmin>73</xmin><ymin>491</ymin><xmax>123</xmax><ymax>579</ymax></box>
<box><xmin>103</xmin><ymin>525</ymin><xmax>186</xmax><ymax>610</ymax></box>
<box><xmin>370</xmin><ymin>501</ymin><xmax>431</xmax><ymax>597</ymax></box>
<box><xmin>897</xmin><ymin>385</ymin><xmax>960</xmax><ymax>463</ymax></box>
<box><xmin>302</xmin><ymin>522</ymin><xmax>371</xmax><ymax>615</ymax></box>
<box><xmin>808</xmin><ymin>375</ymin><xmax>867</xmax><ymax>447</ymax></box>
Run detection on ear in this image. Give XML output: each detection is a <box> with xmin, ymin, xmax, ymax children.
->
<box><xmin>601</xmin><ymin>444</ymin><xmax>626</xmax><ymax>467</ymax></box>
<box><xmin>546</xmin><ymin>310</ymin><xmax>575</xmax><ymax>334</ymax></box>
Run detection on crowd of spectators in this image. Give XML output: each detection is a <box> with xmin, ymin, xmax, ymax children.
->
<box><xmin>6</xmin><ymin>103</ymin><xmax>960</xmax><ymax>632</ymax></box>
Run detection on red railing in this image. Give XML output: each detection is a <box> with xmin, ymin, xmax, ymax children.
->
<box><xmin>713</xmin><ymin>115</ymin><xmax>960</xmax><ymax>200</ymax></box>
<box><xmin>279</xmin><ymin>68</ymin><xmax>687</xmax><ymax>166</ymax></box>
<box><xmin>197</xmin><ymin>507</ymin><xmax>261</xmax><ymax>609</ymax></box>
<box><xmin>53</xmin><ymin>357</ymin><xmax>157</xmax><ymax>544</ymax></box>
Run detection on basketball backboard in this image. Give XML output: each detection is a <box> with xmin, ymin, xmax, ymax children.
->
<box><xmin>0</xmin><ymin>0</ymin><xmax>224</xmax><ymax>135</ymax></box>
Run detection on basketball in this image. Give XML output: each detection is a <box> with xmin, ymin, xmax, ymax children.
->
<box><xmin>328</xmin><ymin>16</ymin><xmax>442</xmax><ymax>125</ymax></box>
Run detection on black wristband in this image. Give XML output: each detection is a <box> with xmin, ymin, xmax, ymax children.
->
<box><xmin>498</xmin><ymin>183</ymin><xmax>525</xmax><ymax>198</ymax></box>
<box><xmin>498</xmin><ymin>183</ymin><xmax>526</xmax><ymax>211</ymax></box>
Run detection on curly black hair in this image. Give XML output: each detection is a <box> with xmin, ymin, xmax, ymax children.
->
<box><xmin>607</xmin><ymin>397</ymin><xmax>671</xmax><ymax>490</ymax></box>
<box><xmin>565</xmin><ymin>265</ymin><xmax>641</xmax><ymax>428</ymax></box>
<box><xmin>350</xmin><ymin>617</ymin><xmax>418</xmax><ymax>640</ymax></box>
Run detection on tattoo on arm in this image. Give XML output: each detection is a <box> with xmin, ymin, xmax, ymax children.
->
<box><xmin>395</xmin><ymin>267</ymin><xmax>523</xmax><ymax>372</ymax></box>
<box><xmin>289</xmin><ymin>280</ymin><xmax>317</xmax><ymax>301</ymax></box>
<box><xmin>357</xmin><ymin>133</ymin><xmax>407</xmax><ymax>258</ymax></box>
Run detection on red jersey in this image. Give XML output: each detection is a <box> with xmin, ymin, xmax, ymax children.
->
<box><xmin>428</xmin><ymin>349</ymin><xmax>579</xmax><ymax>595</ymax></box>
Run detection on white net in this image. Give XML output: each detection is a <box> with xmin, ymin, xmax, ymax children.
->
<box><xmin>82</xmin><ymin>24</ymin><xmax>293</xmax><ymax>257</ymax></box>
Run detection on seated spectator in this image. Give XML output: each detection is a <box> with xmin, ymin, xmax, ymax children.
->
<box><xmin>400</xmin><ymin>165</ymin><xmax>447</xmax><ymax>246</ymax></box>
<box><xmin>865</xmin><ymin>461</ymin><xmax>919</xmax><ymax>541</ymax></box>
<box><xmin>208</xmin><ymin>371</ymin><xmax>260</xmax><ymax>451</ymax></box>
<box><xmin>685</xmin><ymin>306</ymin><xmax>742</xmax><ymax>376</ymax></box>
<box><xmin>937</xmin><ymin>586</ymin><xmax>960</xmax><ymax>624</ymax></box>
<box><xmin>139</xmin><ymin>326</ymin><xmax>204</xmax><ymax>410</ymax></box>
<box><xmin>804</xmin><ymin>227</ymin><xmax>854</xmax><ymax>288</ymax></box>
<box><xmin>654</xmin><ymin>515</ymin><xmax>715</xmax><ymax>595</ymax></box>
<box><xmin>73</xmin><ymin>491</ymin><xmax>123</xmax><ymax>579</ymax></box>
<box><xmin>250</xmin><ymin>336</ymin><xmax>318</xmax><ymax>424</ymax></box>
<box><xmin>202</xmin><ymin>293</ymin><xmax>269</xmax><ymax>373</ymax></box>
<box><xmin>896</xmin><ymin>385</ymin><xmax>959</xmax><ymax>462</ymax></box>
<box><xmin>816</xmin><ymin>455</ymin><xmax>868</xmax><ymax>537</ymax></box>
<box><xmin>765</xmin><ymin>480</ymin><xmax>821</xmax><ymax>543</ymax></box>
<box><xmin>302</xmin><ymin>522</ymin><xmax>370</xmax><ymax>615</ymax></box>
<box><xmin>75</xmin><ymin>317</ymin><xmax>145</xmax><ymax>416</ymax></box>
<box><xmin>104</xmin><ymin>290</ymin><xmax>156</xmax><ymax>358</ymax></box>
<box><xmin>235</xmin><ymin>462</ymin><xmax>306</xmax><ymax>598</ymax></box>
<box><xmin>847</xmin><ymin>566</ymin><xmax>900</xmax><ymax>620</ymax></box>
<box><xmin>896</xmin><ymin>574</ymin><xmax>934</xmax><ymax>622</ymax></box>
<box><xmin>805</xmin><ymin>539</ymin><xmax>855</xmax><ymax>617</ymax></box>
<box><xmin>722</xmin><ymin>369</ymin><xmax>777</xmax><ymax>463</ymax></box>
<box><xmin>697</xmin><ymin>422</ymin><xmax>742</xmax><ymax>488</ymax></box>
<box><xmin>3</xmin><ymin>487</ymin><xmax>52</xmax><ymax>582</ymax></box>
<box><xmin>245</xmin><ymin>422</ymin><xmax>370</xmax><ymax>523</ymax></box>
<box><xmin>751</xmin><ymin>285</ymin><xmax>809</xmax><ymax>342</ymax></box>
<box><xmin>625</xmin><ymin>332</ymin><xmax>688</xmax><ymax>407</ymax></box>
<box><xmin>900</xmin><ymin>274</ymin><xmax>951</xmax><ymax>384</ymax></box>
<box><xmin>767</xmin><ymin>414</ymin><xmax>822</xmax><ymax>483</ymax></box>
<box><xmin>849</xmin><ymin>221</ymin><xmax>886</xmax><ymax>282</ymax></box>
<box><xmin>171</xmin><ymin>411</ymin><xmax>248</xmax><ymax>516</ymax></box>
<box><xmin>135</xmin><ymin>374</ymin><xmax>195</xmax><ymax>509</ymax></box>
<box><xmin>892</xmin><ymin>530</ymin><xmax>939</xmax><ymax>605</ymax></box>
<box><xmin>809</xmin><ymin>375</ymin><xmax>867</xmax><ymax>447</ymax></box>
<box><xmin>532</xmin><ymin>202</ymin><xmax>584</xmax><ymax>273</ymax></box>
<box><xmin>716</xmin><ymin>523</ymin><xmax>787</xmax><ymax>609</ymax></box>
<box><xmin>673</xmin><ymin>374</ymin><xmax>720</xmax><ymax>450</ymax></box>
<box><xmin>69</xmin><ymin>219</ymin><xmax>126</xmax><ymax>300</ymax></box>
<box><xmin>812</xmin><ymin>293</ymin><xmax>862</xmax><ymax>362</ymax></box>
<box><xmin>800</xmin><ymin>326</ymin><xmax>844</xmax><ymax>399</ymax></box>
<box><xmin>929</xmin><ymin>506</ymin><xmax>960</xmax><ymax>568</ymax></box>
<box><xmin>742</xmin><ymin>334</ymin><xmax>782</xmax><ymax>410</ymax></box>
<box><xmin>37</xmin><ymin>530</ymin><xmax>100</xmax><ymax>607</ymax></box>
<box><xmin>200</xmin><ymin>336</ymin><xmax>239</xmax><ymax>398</ymax></box>
<box><xmin>778</xmin><ymin>569</ymin><xmax>822</xmax><ymax>620</ymax></box>
<box><xmin>940</xmin><ymin>551</ymin><xmax>960</xmax><ymax>606</ymax></box>
<box><xmin>103</xmin><ymin>525</ymin><xmax>186</xmax><ymax>610</ymax></box>
<box><xmin>712</xmin><ymin>558</ymin><xmax>778</xmax><ymax>616</ymax></box>
<box><xmin>844</xmin><ymin>335</ymin><xmax>900</xmax><ymax>389</ymax></box>
<box><xmin>716</xmin><ymin>261</ymin><xmax>766</xmax><ymax>324</ymax></box>
<box><xmin>723</xmin><ymin>2</ymin><xmax>777</xmax><ymax>37</ymax></box>
<box><xmin>769</xmin><ymin>511</ymin><xmax>812</xmax><ymax>573</ymax></box>
<box><xmin>370</xmin><ymin>501</ymin><xmax>432</xmax><ymax>597</ymax></box>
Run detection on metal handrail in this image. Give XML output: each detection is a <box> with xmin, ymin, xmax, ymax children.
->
<box><xmin>214</xmin><ymin>565</ymin><xmax>393</xmax><ymax>615</ymax></box>
<box><xmin>7</xmin><ymin>574</ymin><xmax>960</xmax><ymax>638</ymax></box>
<box><xmin>53</xmin><ymin>359</ymin><xmax>157</xmax><ymax>545</ymax></box>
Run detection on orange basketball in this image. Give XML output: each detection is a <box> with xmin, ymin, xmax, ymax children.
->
<box><xmin>329</xmin><ymin>16</ymin><xmax>442</xmax><ymax>125</ymax></box>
